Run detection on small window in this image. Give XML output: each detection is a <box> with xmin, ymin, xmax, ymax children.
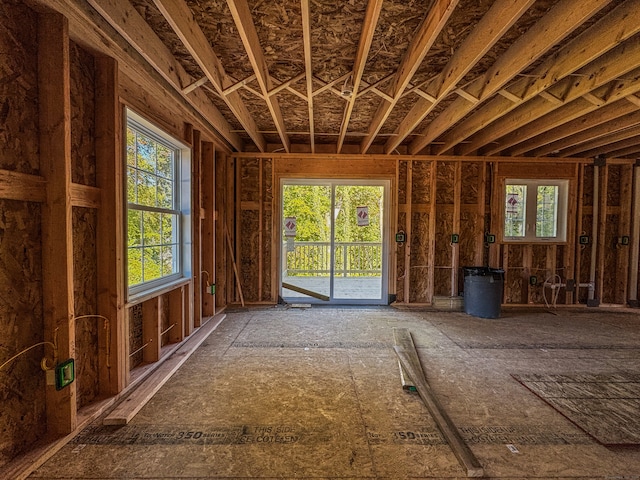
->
<box><xmin>126</xmin><ymin>110</ymin><xmax>190</xmax><ymax>296</ymax></box>
<box><xmin>504</xmin><ymin>179</ymin><xmax>568</xmax><ymax>242</ymax></box>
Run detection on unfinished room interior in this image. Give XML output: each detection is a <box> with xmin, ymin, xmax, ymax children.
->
<box><xmin>2</xmin><ymin>0</ymin><xmax>640</xmax><ymax>478</ymax></box>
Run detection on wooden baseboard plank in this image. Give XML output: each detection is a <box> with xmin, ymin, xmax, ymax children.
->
<box><xmin>393</xmin><ymin>329</ymin><xmax>484</xmax><ymax>478</ymax></box>
<box><xmin>103</xmin><ymin>313</ymin><xmax>226</xmax><ymax>425</ymax></box>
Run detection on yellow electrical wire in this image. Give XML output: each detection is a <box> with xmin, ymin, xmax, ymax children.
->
<box><xmin>0</xmin><ymin>328</ymin><xmax>58</xmax><ymax>372</ymax></box>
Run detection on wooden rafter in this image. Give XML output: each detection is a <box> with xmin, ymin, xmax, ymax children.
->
<box><xmin>85</xmin><ymin>0</ymin><xmax>242</xmax><ymax>151</ymax></box>
<box><xmin>526</xmin><ymin>100</ymin><xmax>640</xmax><ymax>157</ymax></box>
<box><xmin>482</xmin><ymin>61</ymin><xmax>640</xmax><ymax>156</ymax></box>
<box><xmin>336</xmin><ymin>0</ymin><xmax>384</xmax><ymax>153</ymax></box>
<box><xmin>409</xmin><ymin>0</ymin><xmax>611</xmax><ymax>155</ymax></box>
<box><xmin>301</xmin><ymin>0</ymin><xmax>315</xmax><ymax>153</ymax></box>
<box><xmin>360</xmin><ymin>0</ymin><xmax>459</xmax><ymax>153</ymax></box>
<box><xmin>576</xmin><ymin>127</ymin><xmax>640</xmax><ymax>158</ymax></box>
<box><xmin>565</xmin><ymin>123</ymin><xmax>640</xmax><ymax>158</ymax></box>
<box><xmin>227</xmin><ymin>0</ymin><xmax>291</xmax><ymax>152</ymax></box>
<box><xmin>604</xmin><ymin>143</ymin><xmax>640</xmax><ymax>160</ymax></box>
<box><xmin>434</xmin><ymin>0</ymin><xmax>638</xmax><ymax>156</ymax></box>
<box><xmin>384</xmin><ymin>0</ymin><xmax>534</xmax><ymax>154</ymax></box>
<box><xmin>153</xmin><ymin>0</ymin><xmax>267</xmax><ymax>152</ymax></box>
<box><xmin>468</xmin><ymin>33</ymin><xmax>640</xmax><ymax>156</ymax></box>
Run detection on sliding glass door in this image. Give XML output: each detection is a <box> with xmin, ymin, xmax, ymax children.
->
<box><xmin>281</xmin><ymin>180</ymin><xmax>388</xmax><ymax>305</ymax></box>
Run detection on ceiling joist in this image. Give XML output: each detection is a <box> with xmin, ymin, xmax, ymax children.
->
<box><xmin>384</xmin><ymin>0</ymin><xmax>535</xmax><ymax>154</ymax></box>
<box><xmin>360</xmin><ymin>0</ymin><xmax>460</xmax><ymax>154</ymax></box>
<box><xmin>435</xmin><ymin>0</ymin><xmax>640</xmax><ymax>156</ymax></box>
<box><xmin>336</xmin><ymin>0</ymin><xmax>384</xmax><ymax>153</ymax></box>
<box><xmin>152</xmin><ymin>0</ymin><xmax>267</xmax><ymax>152</ymax></box>
<box><xmin>227</xmin><ymin>0</ymin><xmax>291</xmax><ymax>152</ymax></box>
<box><xmin>410</xmin><ymin>0</ymin><xmax>613</xmax><ymax>155</ymax></box>
<box><xmin>524</xmin><ymin>99</ymin><xmax>640</xmax><ymax>157</ymax></box>
<box><xmin>81</xmin><ymin>0</ymin><xmax>640</xmax><ymax>159</ymax></box>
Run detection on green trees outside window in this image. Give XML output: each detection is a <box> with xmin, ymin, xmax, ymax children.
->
<box><xmin>126</xmin><ymin>122</ymin><xmax>180</xmax><ymax>290</ymax></box>
<box><xmin>504</xmin><ymin>179</ymin><xmax>567</xmax><ymax>242</ymax></box>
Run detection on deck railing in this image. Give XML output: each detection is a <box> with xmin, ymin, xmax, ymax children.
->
<box><xmin>283</xmin><ymin>241</ymin><xmax>382</xmax><ymax>277</ymax></box>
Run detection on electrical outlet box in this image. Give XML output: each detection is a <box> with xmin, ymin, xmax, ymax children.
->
<box><xmin>55</xmin><ymin>359</ymin><xmax>75</xmax><ymax>391</ymax></box>
<box><xmin>566</xmin><ymin>279</ymin><xmax>575</xmax><ymax>293</ymax></box>
<box><xmin>529</xmin><ymin>275</ymin><xmax>537</xmax><ymax>286</ymax></box>
<box><xmin>485</xmin><ymin>234</ymin><xmax>496</xmax><ymax>244</ymax></box>
<box><xmin>621</xmin><ymin>236</ymin><xmax>630</xmax><ymax>245</ymax></box>
<box><xmin>451</xmin><ymin>233</ymin><xmax>459</xmax><ymax>244</ymax></box>
<box><xmin>209</xmin><ymin>284</ymin><xmax>216</xmax><ymax>295</ymax></box>
<box><xmin>395</xmin><ymin>232</ymin><xmax>406</xmax><ymax>243</ymax></box>
<box><xmin>579</xmin><ymin>235</ymin><xmax>589</xmax><ymax>245</ymax></box>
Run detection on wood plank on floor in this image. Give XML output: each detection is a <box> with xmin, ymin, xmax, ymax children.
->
<box><xmin>393</xmin><ymin>328</ymin><xmax>484</xmax><ymax>478</ymax></box>
<box><xmin>104</xmin><ymin>314</ymin><xmax>226</xmax><ymax>425</ymax></box>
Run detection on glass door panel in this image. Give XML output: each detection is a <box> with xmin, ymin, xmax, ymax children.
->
<box><xmin>333</xmin><ymin>185</ymin><xmax>384</xmax><ymax>300</ymax></box>
<box><xmin>281</xmin><ymin>184</ymin><xmax>331</xmax><ymax>301</ymax></box>
<box><xmin>281</xmin><ymin>180</ymin><xmax>387</xmax><ymax>304</ymax></box>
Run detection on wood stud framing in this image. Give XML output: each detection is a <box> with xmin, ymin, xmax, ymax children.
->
<box><xmin>95</xmin><ymin>56</ymin><xmax>127</xmax><ymax>395</ymax></box>
<box><xmin>5</xmin><ymin>1</ymin><xmax>640</xmax><ymax>473</ymax></box>
<box><xmin>39</xmin><ymin>12</ymin><xmax>77</xmax><ymax>436</ymax></box>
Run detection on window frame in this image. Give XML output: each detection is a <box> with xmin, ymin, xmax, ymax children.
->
<box><xmin>125</xmin><ymin>109</ymin><xmax>191</xmax><ymax>299</ymax></box>
<box><xmin>502</xmin><ymin>178</ymin><xmax>569</xmax><ymax>244</ymax></box>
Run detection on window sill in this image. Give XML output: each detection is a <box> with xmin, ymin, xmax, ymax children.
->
<box><xmin>126</xmin><ymin>277</ymin><xmax>192</xmax><ymax>307</ymax></box>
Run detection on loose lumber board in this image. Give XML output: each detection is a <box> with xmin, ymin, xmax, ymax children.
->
<box><xmin>282</xmin><ymin>282</ymin><xmax>330</xmax><ymax>301</ymax></box>
<box><xmin>103</xmin><ymin>314</ymin><xmax>226</xmax><ymax>425</ymax></box>
<box><xmin>393</xmin><ymin>328</ymin><xmax>484</xmax><ymax>477</ymax></box>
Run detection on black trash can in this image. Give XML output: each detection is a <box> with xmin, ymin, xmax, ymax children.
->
<box><xmin>463</xmin><ymin>267</ymin><xmax>504</xmax><ymax>318</ymax></box>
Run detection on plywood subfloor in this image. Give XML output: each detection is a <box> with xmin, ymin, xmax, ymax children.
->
<box><xmin>513</xmin><ymin>373</ymin><xmax>640</xmax><ymax>445</ymax></box>
<box><xmin>29</xmin><ymin>307</ymin><xmax>640</xmax><ymax>479</ymax></box>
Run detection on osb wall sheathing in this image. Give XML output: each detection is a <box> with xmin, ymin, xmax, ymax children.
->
<box><xmin>0</xmin><ymin>1</ymin><xmax>39</xmax><ymax>174</ymax></box>
<box><xmin>602</xmin><ymin>164</ymin><xmax>632</xmax><ymax>304</ymax></box>
<box><xmin>239</xmin><ymin>158</ymin><xmax>261</xmax><ymax>302</ymax></box>
<box><xmin>0</xmin><ymin>201</ymin><xmax>44</xmax><ymax>467</ymax></box>
<box><xmin>215</xmin><ymin>154</ymin><xmax>230</xmax><ymax>309</ymax></box>
<box><xmin>0</xmin><ymin>2</ymin><xmax>45</xmax><ymax>467</ymax></box>
<box><xmin>72</xmin><ymin>207</ymin><xmax>99</xmax><ymax>409</ymax></box>
<box><xmin>262</xmin><ymin>159</ymin><xmax>274</xmax><ymax>300</ymax></box>
<box><xmin>237</xmin><ymin>157</ymin><xmax>275</xmax><ymax>303</ymax></box>
<box><xmin>395</xmin><ymin>161</ymin><xmax>408</xmax><ymax>302</ymax></box>
<box><xmin>70</xmin><ymin>41</ymin><xmax>99</xmax><ymax>410</ymax></box>
<box><xmin>578</xmin><ymin>165</ymin><xmax>594</xmax><ymax>304</ymax></box>
<box><xmin>70</xmin><ymin>42</ymin><xmax>96</xmax><ymax>186</ymax></box>
<box><xmin>434</xmin><ymin>162</ymin><xmax>455</xmax><ymax>296</ymax></box>
<box><xmin>129</xmin><ymin>304</ymin><xmax>144</xmax><ymax>369</ymax></box>
<box><xmin>409</xmin><ymin>161</ymin><xmax>433</xmax><ymax>303</ymax></box>
<box><xmin>161</xmin><ymin>293</ymin><xmax>171</xmax><ymax>347</ymax></box>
